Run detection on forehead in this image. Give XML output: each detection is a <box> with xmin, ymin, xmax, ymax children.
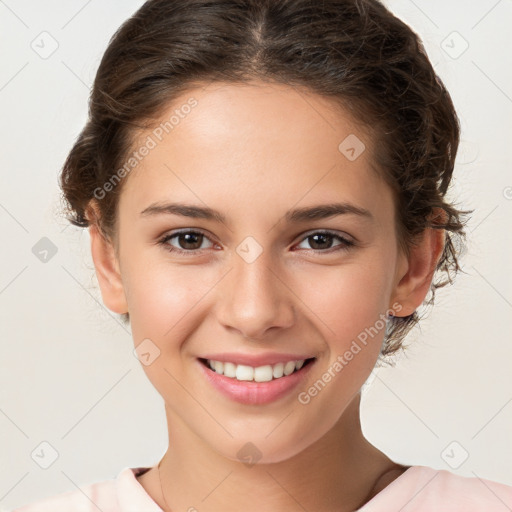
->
<box><xmin>119</xmin><ymin>80</ymin><xmax>390</xmax><ymax>222</ymax></box>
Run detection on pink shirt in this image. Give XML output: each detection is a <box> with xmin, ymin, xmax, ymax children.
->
<box><xmin>11</xmin><ymin>465</ymin><xmax>512</xmax><ymax>511</ymax></box>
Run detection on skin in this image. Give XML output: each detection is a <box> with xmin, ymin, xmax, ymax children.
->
<box><xmin>88</xmin><ymin>80</ymin><xmax>445</xmax><ymax>512</ymax></box>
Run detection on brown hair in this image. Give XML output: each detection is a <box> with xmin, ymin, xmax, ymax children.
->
<box><xmin>59</xmin><ymin>0</ymin><xmax>469</xmax><ymax>359</ymax></box>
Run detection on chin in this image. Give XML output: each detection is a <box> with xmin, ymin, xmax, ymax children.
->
<box><xmin>207</xmin><ymin>429</ymin><xmax>317</xmax><ymax>467</ymax></box>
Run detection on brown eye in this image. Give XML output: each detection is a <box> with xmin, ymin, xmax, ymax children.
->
<box><xmin>175</xmin><ymin>232</ymin><xmax>204</xmax><ymax>250</ymax></box>
<box><xmin>308</xmin><ymin>233</ymin><xmax>335</xmax><ymax>250</ymax></box>
<box><xmin>159</xmin><ymin>230</ymin><xmax>215</xmax><ymax>254</ymax></box>
<box><xmin>296</xmin><ymin>231</ymin><xmax>354</xmax><ymax>252</ymax></box>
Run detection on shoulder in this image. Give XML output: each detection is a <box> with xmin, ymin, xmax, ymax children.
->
<box><xmin>419</xmin><ymin>466</ymin><xmax>512</xmax><ymax>506</ymax></box>
<box><xmin>10</xmin><ymin>479</ymin><xmax>118</xmax><ymax>512</ymax></box>
<box><xmin>359</xmin><ymin>465</ymin><xmax>512</xmax><ymax>511</ymax></box>
<box><xmin>10</xmin><ymin>467</ymin><xmax>154</xmax><ymax>512</ymax></box>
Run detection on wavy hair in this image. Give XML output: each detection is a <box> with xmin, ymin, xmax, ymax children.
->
<box><xmin>59</xmin><ymin>0</ymin><xmax>469</xmax><ymax>359</ymax></box>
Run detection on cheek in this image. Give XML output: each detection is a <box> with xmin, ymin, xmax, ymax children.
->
<box><xmin>295</xmin><ymin>257</ymin><xmax>393</xmax><ymax>343</ymax></box>
<box><xmin>292</xmin><ymin>255</ymin><xmax>396</xmax><ymax>405</ymax></box>
<box><xmin>122</xmin><ymin>255</ymin><xmax>213</xmax><ymax>349</ymax></box>
<box><xmin>124</xmin><ymin>261</ymin><xmax>210</xmax><ymax>404</ymax></box>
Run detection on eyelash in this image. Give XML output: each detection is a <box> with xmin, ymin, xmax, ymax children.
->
<box><xmin>157</xmin><ymin>229</ymin><xmax>355</xmax><ymax>256</ymax></box>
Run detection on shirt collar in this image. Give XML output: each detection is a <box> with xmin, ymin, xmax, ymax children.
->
<box><xmin>116</xmin><ymin>467</ymin><xmax>163</xmax><ymax>512</ymax></box>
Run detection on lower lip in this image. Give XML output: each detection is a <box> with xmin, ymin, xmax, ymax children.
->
<box><xmin>197</xmin><ymin>358</ymin><xmax>315</xmax><ymax>405</ymax></box>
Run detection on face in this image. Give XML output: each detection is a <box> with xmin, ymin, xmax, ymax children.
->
<box><xmin>95</xmin><ymin>81</ymin><xmax>412</xmax><ymax>463</ymax></box>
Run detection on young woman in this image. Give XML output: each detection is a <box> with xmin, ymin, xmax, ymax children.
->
<box><xmin>13</xmin><ymin>0</ymin><xmax>512</xmax><ymax>510</ymax></box>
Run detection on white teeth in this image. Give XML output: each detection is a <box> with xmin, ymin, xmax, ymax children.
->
<box><xmin>283</xmin><ymin>361</ymin><xmax>296</xmax><ymax>376</ymax></box>
<box><xmin>254</xmin><ymin>365</ymin><xmax>273</xmax><ymax>382</ymax></box>
<box><xmin>223</xmin><ymin>362</ymin><xmax>237</xmax><ymax>378</ymax></box>
<box><xmin>272</xmin><ymin>362</ymin><xmax>284</xmax><ymax>379</ymax></box>
<box><xmin>213</xmin><ymin>360</ymin><xmax>223</xmax><ymax>374</ymax></box>
<box><xmin>235</xmin><ymin>364</ymin><xmax>254</xmax><ymax>381</ymax></box>
<box><xmin>205</xmin><ymin>358</ymin><xmax>309</xmax><ymax>382</ymax></box>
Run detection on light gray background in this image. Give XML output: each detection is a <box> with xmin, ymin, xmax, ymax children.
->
<box><xmin>1</xmin><ymin>0</ymin><xmax>511</xmax><ymax>508</ymax></box>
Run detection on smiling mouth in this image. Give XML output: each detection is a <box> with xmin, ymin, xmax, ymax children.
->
<box><xmin>198</xmin><ymin>357</ymin><xmax>316</xmax><ymax>383</ymax></box>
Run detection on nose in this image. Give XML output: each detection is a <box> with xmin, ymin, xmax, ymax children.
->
<box><xmin>215</xmin><ymin>248</ymin><xmax>295</xmax><ymax>340</ymax></box>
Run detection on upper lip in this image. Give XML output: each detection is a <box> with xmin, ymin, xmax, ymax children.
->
<box><xmin>199</xmin><ymin>352</ymin><xmax>315</xmax><ymax>367</ymax></box>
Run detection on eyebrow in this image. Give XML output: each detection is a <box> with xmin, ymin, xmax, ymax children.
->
<box><xmin>140</xmin><ymin>201</ymin><xmax>373</xmax><ymax>223</ymax></box>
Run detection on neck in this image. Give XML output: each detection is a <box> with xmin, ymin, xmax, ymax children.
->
<box><xmin>153</xmin><ymin>394</ymin><xmax>401</xmax><ymax>512</ymax></box>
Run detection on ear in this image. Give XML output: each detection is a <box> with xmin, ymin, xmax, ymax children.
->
<box><xmin>390</xmin><ymin>209</ymin><xmax>447</xmax><ymax>317</ymax></box>
<box><xmin>87</xmin><ymin>207</ymin><xmax>128</xmax><ymax>315</ymax></box>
